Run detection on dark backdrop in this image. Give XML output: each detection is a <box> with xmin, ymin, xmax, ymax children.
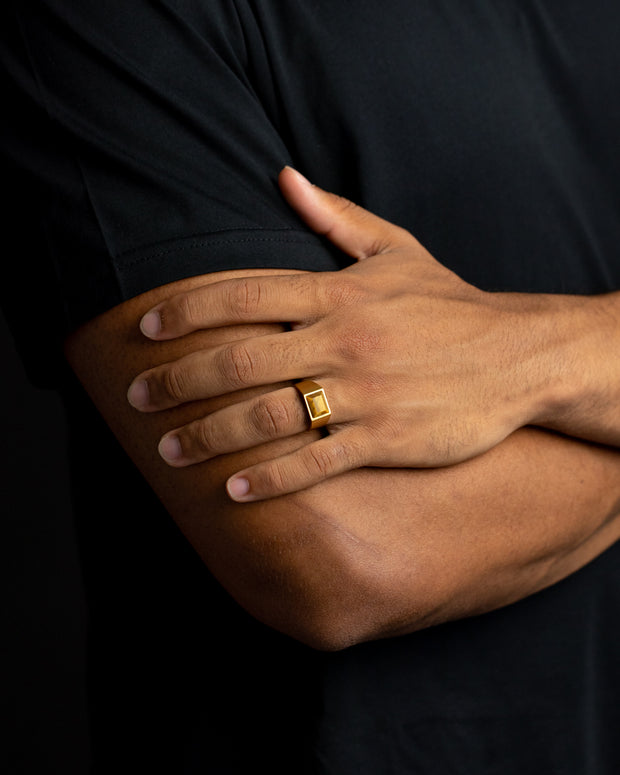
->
<box><xmin>1</xmin><ymin>308</ymin><xmax>90</xmax><ymax>774</ymax></box>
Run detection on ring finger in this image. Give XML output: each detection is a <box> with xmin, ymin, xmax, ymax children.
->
<box><xmin>157</xmin><ymin>382</ymin><xmax>345</xmax><ymax>466</ymax></box>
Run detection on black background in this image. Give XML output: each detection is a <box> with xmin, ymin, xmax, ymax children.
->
<box><xmin>1</xmin><ymin>307</ymin><xmax>90</xmax><ymax>774</ymax></box>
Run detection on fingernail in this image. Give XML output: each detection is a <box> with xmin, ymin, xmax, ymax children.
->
<box><xmin>140</xmin><ymin>310</ymin><xmax>162</xmax><ymax>338</ymax></box>
<box><xmin>284</xmin><ymin>166</ymin><xmax>313</xmax><ymax>188</ymax></box>
<box><xmin>127</xmin><ymin>379</ymin><xmax>149</xmax><ymax>409</ymax></box>
<box><xmin>159</xmin><ymin>434</ymin><xmax>183</xmax><ymax>463</ymax></box>
<box><xmin>227</xmin><ymin>476</ymin><xmax>251</xmax><ymax>501</ymax></box>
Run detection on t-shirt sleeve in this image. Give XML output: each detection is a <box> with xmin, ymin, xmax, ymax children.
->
<box><xmin>1</xmin><ymin>0</ymin><xmax>345</xmax><ymax>382</ymax></box>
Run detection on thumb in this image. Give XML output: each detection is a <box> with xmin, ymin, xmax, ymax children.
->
<box><xmin>278</xmin><ymin>166</ymin><xmax>411</xmax><ymax>260</ymax></box>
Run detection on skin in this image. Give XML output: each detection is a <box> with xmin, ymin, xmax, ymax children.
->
<box><xmin>64</xmin><ymin>172</ymin><xmax>620</xmax><ymax>651</ymax></box>
<box><xmin>129</xmin><ymin>168</ymin><xmax>620</xmax><ymax>501</ymax></box>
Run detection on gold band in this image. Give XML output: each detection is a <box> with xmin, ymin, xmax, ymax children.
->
<box><xmin>294</xmin><ymin>379</ymin><xmax>332</xmax><ymax>429</ymax></box>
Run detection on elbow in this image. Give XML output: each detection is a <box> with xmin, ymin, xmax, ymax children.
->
<box><xmin>249</xmin><ymin>582</ymin><xmax>381</xmax><ymax>653</ymax></box>
<box><xmin>291</xmin><ymin>618</ymin><xmax>366</xmax><ymax>654</ymax></box>
<box><xmin>230</xmin><ymin>555</ymin><xmax>378</xmax><ymax>651</ymax></box>
<box><xmin>205</xmin><ymin>495</ymin><xmax>435</xmax><ymax>651</ymax></box>
<box><xmin>266</xmin><ymin>576</ymin><xmax>381</xmax><ymax>652</ymax></box>
<box><xmin>226</xmin><ymin>514</ymin><xmax>425</xmax><ymax>652</ymax></box>
<box><xmin>257</xmin><ymin>560</ymin><xmax>431</xmax><ymax>652</ymax></box>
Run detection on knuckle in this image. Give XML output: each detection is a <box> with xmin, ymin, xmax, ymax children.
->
<box><xmin>324</xmin><ymin>276</ymin><xmax>368</xmax><ymax>309</ymax></box>
<box><xmin>161</xmin><ymin>366</ymin><xmax>188</xmax><ymax>403</ymax></box>
<box><xmin>258</xmin><ymin>462</ymin><xmax>288</xmax><ymax>494</ymax></box>
<box><xmin>362</xmin><ymin>415</ymin><xmax>403</xmax><ymax>460</ymax></box>
<box><xmin>333</xmin><ymin>194</ymin><xmax>359</xmax><ymax>218</ymax></box>
<box><xmin>194</xmin><ymin>420</ymin><xmax>218</xmax><ymax>456</ymax></box>
<box><xmin>344</xmin><ymin>434</ymin><xmax>367</xmax><ymax>466</ymax></box>
<box><xmin>252</xmin><ymin>396</ymin><xmax>291</xmax><ymax>438</ymax></box>
<box><xmin>307</xmin><ymin>444</ymin><xmax>336</xmax><ymax>478</ymax></box>
<box><xmin>373</xmin><ymin>414</ymin><xmax>402</xmax><ymax>443</ymax></box>
<box><xmin>219</xmin><ymin>343</ymin><xmax>261</xmax><ymax>388</ymax></box>
<box><xmin>335</xmin><ymin>326</ymin><xmax>383</xmax><ymax>361</ymax></box>
<box><xmin>227</xmin><ymin>278</ymin><xmax>261</xmax><ymax>320</ymax></box>
<box><xmin>337</xmin><ymin>434</ymin><xmax>365</xmax><ymax>468</ymax></box>
<box><xmin>175</xmin><ymin>291</ymin><xmax>200</xmax><ymax>328</ymax></box>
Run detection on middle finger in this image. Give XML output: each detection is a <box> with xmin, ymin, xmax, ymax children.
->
<box><xmin>127</xmin><ymin>329</ymin><xmax>322</xmax><ymax>411</ymax></box>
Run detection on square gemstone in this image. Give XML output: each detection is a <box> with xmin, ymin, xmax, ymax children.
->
<box><xmin>307</xmin><ymin>391</ymin><xmax>329</xmax><ymax>418</ymax></box>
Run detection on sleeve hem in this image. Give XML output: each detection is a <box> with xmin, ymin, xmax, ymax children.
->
<box><xmin>63</xmin><ymin>227</ymin><xmax>346</xmax><ymax>333</ymax></box>
<box><xmin>114</xmin><ymin>227</ymin><xmax>346</xmax><ymax>301</ymax></box>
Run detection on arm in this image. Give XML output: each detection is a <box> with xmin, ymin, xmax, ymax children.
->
<box><xmin>65</xmin><ymin>268</ymin><xmax>620</xmax><ymax>651</ymax></box>
<box><xmin>130</xmin><ymin>169</ymin><xmax>620</xmax><ymax>502</ymax></box>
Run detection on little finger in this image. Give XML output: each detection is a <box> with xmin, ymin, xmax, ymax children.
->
<box><xmin>226</xmin><ymin>428</ymin><xmax>369</xmax><ymax>502</ymax></box>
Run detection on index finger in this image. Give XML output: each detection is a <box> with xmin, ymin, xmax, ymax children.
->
<box><xmin>140</xmin><ymin>272</ymin><xmax>326</xmax><ymax>340</ymax></box>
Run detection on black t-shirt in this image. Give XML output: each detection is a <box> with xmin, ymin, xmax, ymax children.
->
<box><xmin>2</xmin><ymin>2</ymin><xmax>620</xmax><ymax>772</ymax></box>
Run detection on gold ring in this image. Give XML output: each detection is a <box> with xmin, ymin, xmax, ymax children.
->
<box><xmin>294</xmin><ymin>379</ymin><xmax>332</xmax><ymax>429</ymax></box>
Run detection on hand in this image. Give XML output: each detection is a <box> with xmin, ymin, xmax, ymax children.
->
<box><xmin>128</xmin><ymin>167</ymin><xmax>565</xmax><ymax>501</ymax></box>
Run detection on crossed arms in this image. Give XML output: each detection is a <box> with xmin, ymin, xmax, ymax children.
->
<box><xmin>64</xmin><ymin>170</ymin><xmax>620</xmax><ymax>650</ymax></box>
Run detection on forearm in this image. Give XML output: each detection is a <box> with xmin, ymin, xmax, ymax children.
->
<box><xmin>66</xmin><ymin>272</ymin><xmax>620</xmax><ymax>651</ymax></box>
<box><xmin>303</xmin><ymin>427</ymin><xmax>620</xmax><ymax>645</ymax></box>
<box><xmin>149</xmin><ymin>423</ymin><xmax>620</xmax><ymax>650</ymax></box>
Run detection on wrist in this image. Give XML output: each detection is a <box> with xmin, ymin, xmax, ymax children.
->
<box><xmin>524</xmin><ymin>291</ymin><xmax>619</xmax><ymax>441</ymax></box>
<box><xmin>483</xmin><ymin>290</ymin><xmax>594</xmax><ymax>432</ymax></box>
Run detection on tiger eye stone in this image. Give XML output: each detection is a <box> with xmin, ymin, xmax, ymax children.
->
<box><xmin>307</xmin><ymin>391</ymin><xmax>329</xmax><ymax>418</ymax></box>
